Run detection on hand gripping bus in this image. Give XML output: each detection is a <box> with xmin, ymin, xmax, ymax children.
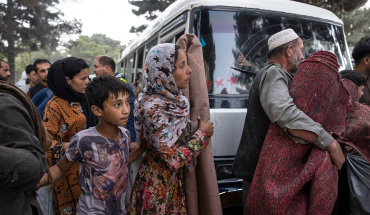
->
<box><xmin>117</xmin><ymin>0</ymin><xmax>352</xmax><ymax>213</ymax></box>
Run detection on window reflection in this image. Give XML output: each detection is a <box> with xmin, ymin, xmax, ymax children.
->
<box><xmin>125</xmin><ymin>54</ymin><xmax>135</xmax><ymax>83</ymax></box>
<box><xmin>145</xmin><ymin>38</ymin><xmax>158</xmax><ymax>59</ymax></box>
<box><xmin>192</xmin><ymin>9</ymin><xmax>351</xmax><ymax>100</ymax></box>
<box><xmin>136</xmin><ymin>48</ymin><xmax>144</xmax><ymax>80</ymax></box>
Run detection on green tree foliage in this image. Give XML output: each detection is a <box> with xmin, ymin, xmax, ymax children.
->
<box><xmin>13</xmin><ymin>34</ymin><xmax>125</xmax><ymax>79</ymax></box>
<box><xmin>130</xmin><ymin>24</ymin><xmax>149</xmax><ymax>34</ymax></box>
<box><xmin>342</xmin><ymin>7</ymin><xmax>370</xmax><ymax>46</ymax></box>
<box><xmin>0</xmin><ymin>0</ymin><xmax>82</xmax><ymax>83</ymax></box>
<box><xmin>66</xmin><ymin>34</ymin><xmax>125</xmax><ymax>74</ymax></box>
<box><xmin>128</xmin><ymin>0</ymin><xmax>176</xmax><ymax>33</ymax></box>
<box><xmin>292</xmin><ymin>0</ymin><xmax>367</xmax><ymax>14</ymax></box>
<box><xmin>15</xmin><ymin>50</ymin><xmax>67</xmax><ymax>78</ymax></box>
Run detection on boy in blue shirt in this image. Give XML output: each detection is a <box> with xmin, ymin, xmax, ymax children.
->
<box><xmin>36</xmin><ymin>75</ymin><xmax>146</xmax><ymax>214</ymax></box>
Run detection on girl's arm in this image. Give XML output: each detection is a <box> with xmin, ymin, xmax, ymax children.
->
<box><xmin>128</xmin><ymin>142</ymin><xmax>146</xmax><ymax>165</ymax></box>
<box><xmin>128</xmin><ymin>128</ymin><xmax>147</xmax><ymax>165</ymax></box>
<box><xmin>158</xmin><ymin>129</ymin><xmax>209</xmax><ymax>171</ymax></box>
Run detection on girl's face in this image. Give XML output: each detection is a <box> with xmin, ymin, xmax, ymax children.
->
<box><xmin>66</xmin><ymin>68</ymin><xmax>90</xmax><ymax>94</ymax></box>
<box><xmin>172</xmin><ymin>49</ymin><xmax>192</xmax><ymax>89</ymax></box>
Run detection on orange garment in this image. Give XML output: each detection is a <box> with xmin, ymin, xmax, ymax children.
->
<box><xmin>43</xmin><ymin>96</ymin><xmax>86</xmax><ymax>215</ymax></box>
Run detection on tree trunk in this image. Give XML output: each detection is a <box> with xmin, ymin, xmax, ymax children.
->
<box><xmin>6</xmin><ymin>0</ymin><xmax>16</xmax><ymax>84</ymax></box>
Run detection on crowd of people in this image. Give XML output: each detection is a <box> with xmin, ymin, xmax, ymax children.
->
<box><xmin>233</xmin><ymin>30</ymin><xmax>370</xmax><ymax>214</ymax></box>
<box><xmin>0</xmin><ymin>30</ymin><xmax>369</xmax><ymax>215</ymax></box>
<box><xmin>0</xmin><ymin>41</ymin><xmax>216</xmax><ymax>215</ymax></box>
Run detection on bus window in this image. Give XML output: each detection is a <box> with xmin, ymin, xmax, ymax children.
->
<box><xmin>145</xmin><ymin>37</ymin><xmax>158</xmax><ymax>59</ymax></box>
<box><xmin>162</xmin><ymin>30</ymin><xmax>185</xmax><ymax>44</ymax></box>
<box><xmin>124</xmin><ymin>59</ymin><xmax>127</xmax><ymax>76</ymax></box>
<box><xmin>118</xmin><ymin>60</ymin><xmax>124</xmax><ymax>75</ymax></box>
<box><xmin>175</xmin><ymin>30</ymin><xmax>185</xmax><ymax>41</ymax></box>
<box><xmin>126</xmin><ymin>53</ymin><xmax>136</xmax><ymax>84</ymax></box>
<box><xmin>191</xmin><ymin>9</ymin><xmax>351</xmax><ymax>108</ymax></box>
<box><xmin>136</xmin><ymin>48</ymin><xmax>144</xmax><ymax>81</ymax></box>
<box><xmin>164</xmin><ymin>37</ymin><xmax>175</xmax><ymax>44</ymax></box>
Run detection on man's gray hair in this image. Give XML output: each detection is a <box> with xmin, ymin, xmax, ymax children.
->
<box><xmin>267</xmin><ymin>38</ymin><xmax>299</xmax><ymax>60</ymax></box>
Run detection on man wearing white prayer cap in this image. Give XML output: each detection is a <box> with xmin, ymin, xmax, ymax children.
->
<box><xmin>233</xmin><ymin>28</ymin><xmax>344</xmax><ymax>214</ymax></box>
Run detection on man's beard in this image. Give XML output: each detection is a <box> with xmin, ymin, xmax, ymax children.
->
<box><xmin>289</xmin><ymin>51</ymin><xmax>301</xmax><ymax>74</ymax></box>
<box><xmin>0</xmin><ymin>73</ymin><xmax>8</xmax><ymax>81</ymax></box>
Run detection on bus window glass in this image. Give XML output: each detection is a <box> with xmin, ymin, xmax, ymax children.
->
<box><xmin>192</xmin><ymin>10</ymin><xmax>351</xmax><ymax>98</ymax></box>
<box><xmin>175</xmin><ymin>30</ymin><xmax>185</xmax><ymax>42</ymax></box>
<box><xmin>145</xmin><ymin>38</ymin><xmax>158</xmax><ymax>59</ymax></box>
<box><xmin>164</xmin><ymin>37</ymin><xmax>175</xmax><ymax>44</ymax></box>
<box><xmin>136</xmin><ymin>48</ymin><xmax>144</xmax><ymax>82</ymax></box>
<box><xmin>126</xmin><ymin>54</ymin><xmax>135</xmax><ymax>83</ymax></box>
<box><xmin>117</xmin><ymin>61</ymin><xmax>124</xmax><ymax>75</ymax></box>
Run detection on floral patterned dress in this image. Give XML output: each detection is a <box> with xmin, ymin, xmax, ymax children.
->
<box><xmin>129</xmin><ymin>129</ymin><xmax>209</xmax><ymax>214</ymax></box>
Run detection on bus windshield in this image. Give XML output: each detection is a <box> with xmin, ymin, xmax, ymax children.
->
<box><xmin>191</xmin><ymin>9</ymin><xmax>351</xmax><ymax>97</ymax></box>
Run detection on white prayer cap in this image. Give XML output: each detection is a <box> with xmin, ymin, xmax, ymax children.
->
<box><xmin>268</xmin><ymin>29</ymin><xmax>299</xmax><ymax>51</ymax></box>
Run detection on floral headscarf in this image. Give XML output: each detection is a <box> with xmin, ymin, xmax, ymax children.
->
<box><xmin>134</xmin><ymin>43</ymin><xmax>189</xmax><ymax>150</ymax></box>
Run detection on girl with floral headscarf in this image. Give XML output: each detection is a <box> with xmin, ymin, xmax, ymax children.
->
<box><xmin>129</xmin><ymin>43</ymin><xmax>214</xmax><ymax>214</ymax></box>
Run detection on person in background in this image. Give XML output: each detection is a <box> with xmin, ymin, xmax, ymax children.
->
<box><xmin>15</xmin><ymin>71</ymin><xmax>28</xmax><ymax>88</ymax></box>
<box><xmin>232</xmin><ymin>29</ymin><xmax>344</xmax><ymax>214</ymax></box>
<box><xmin>0</xmin><ymin>81</ymin><xmax>47</xmax><ymax>215</ymax></box>
<box><xmin>339</xmin><ymin>70</ymin><xmax>370</xmax><ymax>215</ymax></box>
<box><xmin>27</xmin><ymin>59</ymin><xmax>51</xmax><ymax>98</ymax></box>
<box><xmin>93</xmin><ymin>55</ymin><xmax>138</xmax><ymax>152</ymax></box>
<box><xmin>20</xmin><ymin>65</ymin><xmax>41</xmax><ymax>94</ymax></box>
<box><xmin>352</xmin><ymin>37</ymin><xmax>370</xmax><ymax>105</ymax></box>
<box><xmin>341</xmin><ymin>70</ymin><xmax>366</xmax><ymax>101</ymax></box>
<box><xmin>0</xmin><ymin>59</ymin><xmax>10</xmax><ymax>82</ymax></box>
<box><xmin>131</xmin><ymin>77</ymin><xmax>142</xmax><ymax>99</ymax></box>
<box><xmin>133</xmin><ymin>72</ymin><xmax>143</xmax><ymax>99</ymax></box>
<box><xmin>32</xmin><ymin>87</ymin><xmax>54</xmax><ymax>118</ymax></box>
<box><xmin>43</xmin><ymin>57</ymin><xmax>99</xmax><ymax>215</ymax></box>
<box><xmin>131</xmin><ymin>72</ymin><xmax>142</xmax><ymax>85</ymax></box>
<box><xmin>36</xmin><ymin>75</ymin><xmax>146</xmax><ymax>215</ymax></box>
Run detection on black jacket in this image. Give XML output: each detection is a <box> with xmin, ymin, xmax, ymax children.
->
<box><xmin>232</xmin><ymin>64</ymin><xmax>274</xmax><ymax>182</ymax></box>
<box><xmin>0</xmin><ymin>93</ymin><xmax>47</xmax><ymax>215</ymax></box>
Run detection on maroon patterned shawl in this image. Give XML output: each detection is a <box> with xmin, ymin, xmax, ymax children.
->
<box><xmin>246</xmin><ymin>51</ymin><xmax>370</xmax><ymax>214</ymax></box>
<box><xmin>338</xmin><ymin>79</ymin><xmax>370</xmax><ymax>162</ymax></box>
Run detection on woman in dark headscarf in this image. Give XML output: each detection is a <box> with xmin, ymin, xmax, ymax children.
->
<box><xmin>43</xmin><ymin>57</ymin><xmax>98</xmax><ymax>215</ymax></box>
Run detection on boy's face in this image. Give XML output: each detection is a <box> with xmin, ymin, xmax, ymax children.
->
<box><xmin>357</xmin><ymin>85</ymin><xmax>365</xmax><ymax>101</ymax></box>
<box><xmin>99</xmin><ymin>92</ymin><xmax>130</xmax><ymax>126</ymax></box>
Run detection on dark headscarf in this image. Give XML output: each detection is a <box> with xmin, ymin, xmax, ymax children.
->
<box><xmin>47</xmin><ymin>57</ymin><xmax>99</xmax><ymax>128</ymax></box>
<box><xmin>134</xmin><ymin>44</ymin><xmax>189</xmax><ymax>150</ymax></box>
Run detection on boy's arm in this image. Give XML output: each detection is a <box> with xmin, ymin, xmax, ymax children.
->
<box><xmin>36</xmin><ymin>155</ymin><xmax>75</xmax><ymax>189</ymax></box>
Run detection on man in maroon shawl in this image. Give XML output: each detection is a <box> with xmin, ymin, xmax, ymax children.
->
<box><xmin>246</xmin><ymin>51</ymin><xmax>370</xmax><ymax>214</ymax></box>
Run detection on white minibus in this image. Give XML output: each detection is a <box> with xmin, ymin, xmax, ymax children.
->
<box><xmin>117</xmin><ymin>0</ymin><xmax>352</xmax><ymax>212</ymax></box>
